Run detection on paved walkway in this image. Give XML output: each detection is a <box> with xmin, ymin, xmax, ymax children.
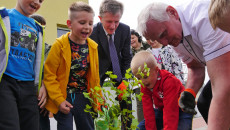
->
<box><xmin>193</xmin><ymin>116</ymin><xmax>207</xmax><ymax>130</ymax></box>
<box><xmin>50</xmin><ymin>114</ymin><xmax>208</xmax><ymax>130</ymax></box>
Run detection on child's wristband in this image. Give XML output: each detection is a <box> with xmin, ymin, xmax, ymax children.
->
<box><xmin>184</xmin><ymin>88</ymin><xmax>196</xmax><ymax>98</ymax></box>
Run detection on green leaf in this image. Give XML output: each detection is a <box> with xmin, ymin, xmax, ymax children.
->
<box><xmin>110</xmin><ymin>74</ymin><xmax>117</xmax><ymax>79</ymax></box>
<box><xmin>90</xmin><ymin>88</ymin><xmax>94</xmax><ymax>92</ymax></box>
<box><xmin>126</xmin><ymin>68</ymin><xmax>131</xmax><ymax>73</ymax></box>
<box><xmin>86</xmin><ymin>104</ymin><xmax>92</xmax><ymax>109</ymax></box>
<box><xmin>106</xmin><ymin>90</ymin><xmax>112</xmax><ymax>97</ymax></box>
<box><xmin>123</xmin><ymin>80</ymin><xmax>129</xmax><ymax>86</ymax></box>
<box><xmin>137</xmin><ymin>93</ymin><xmax>143</xmax><ymax>101</ymax></box>
<box><xmin>83</xmin><ymin>92</ymin><xmax>90</xmax><ymax>97</ymax></box>
<box><xmin>105</xmin><ymin>71</ymin><xmax>113</xmax><ymax>75</ymax></box>
<box><xmin>94</xmin><ymin>86</ymin><xmax>101</xmax><ymax>91</ymax></box>
<box><xmin>125</xmin><ymin>73</ymin><xmax>132</xmax><ymax>79</ymax></box>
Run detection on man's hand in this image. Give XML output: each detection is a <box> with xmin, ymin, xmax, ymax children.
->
<box><xmin>59</xmin><ymin>100</ymin><xmax>73</xmax><ymax>114</ymax></box>
<box><xmin>178</xmin><ymin>88</ymin><xmax>197</xmax><ymax>115</ymax></box>
<box><xmin>38</xmin><ymin>81</ymin><xmax>47</xmax><ymax>108</ymax></box>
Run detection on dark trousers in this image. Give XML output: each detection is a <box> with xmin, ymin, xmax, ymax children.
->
<box><xmin>39</xmin><ymin>108</ymin><xmax>50</xmax><ymax>130</ymax></box>
<box><xmin>0</xmin><ymin>74</ymin><xmax>39</xmax><ymax>130</ymax></box>
<box><xmin>133</xmin><ymin>88</ymin><xmax>144</xmax><ymax>123</ymax></box>
<box><xmin>197</xmin><ymin>80</ymin><xmax>212</xmax><ymax>123</ymax></box>
<box><xmin>101</xmin><ymin>76</ymin><xmax>132</xmax><ymax>130</ymax></box>
<box><xmin>119</xmin><ymin>96</ymin><xmax>132</xmax><ymax>130</ymax></box>
<box><xmin>54</xmin><ymin>92</ymin><xmax>94</xmax><ymax>130</ymax></box>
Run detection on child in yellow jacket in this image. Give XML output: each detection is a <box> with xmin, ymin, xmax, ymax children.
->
<box><xmin>44</xmin><ymin>2</ymin><xmax>102</xmax><ymax>130</ymax></box>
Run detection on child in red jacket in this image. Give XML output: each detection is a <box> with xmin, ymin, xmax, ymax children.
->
<box><xmin>131</xmin><ymin>51</ymin><xmax>193</xmax><ymax>130</ymax></box>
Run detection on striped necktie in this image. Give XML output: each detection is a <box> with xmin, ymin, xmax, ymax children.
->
<box><xmin>108</xmin><ymin>35</ymin><xmax>122</xmax><ymax>82</ymax></box>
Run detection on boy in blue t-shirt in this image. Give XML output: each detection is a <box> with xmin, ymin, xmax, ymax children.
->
<box><xmin>0</xmin><ymin>0</ymin><xmax>45</xmax><ymax>129</ymax></box>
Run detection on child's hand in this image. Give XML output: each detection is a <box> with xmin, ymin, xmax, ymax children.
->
<box><xmin>59</xmin><ymin>100</ymin><xmax>73</xmax><ymax>114</ymax></box>
<box><xmin>38</xmin><ymin>81</ymin><xmax>47</xmax><ymax>108</ymax></box>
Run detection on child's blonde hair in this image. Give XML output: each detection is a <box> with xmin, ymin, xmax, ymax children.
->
<box><xmin>209</xmin><ymin>0</ymin><xmax>230</xmax><ymax>29</ymax></box>
<box><xmin>68</xmin><ymin>1</ymin><xmax>95</xmax><ymax>20</ymax></box>
<box><xmin>131</xmin><ymin>50</ymin><xmax>158</xmax><ymax>74</ymax></box>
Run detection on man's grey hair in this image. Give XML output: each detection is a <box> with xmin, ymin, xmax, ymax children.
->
<box><xmin>137</xmin><ymin>2</ymin><xmax>169</xmax><ymax>35</ymax></box>
<box><xmin>99</xmin><ymin>0</ymin><xmax>124</xmax><ymax>17</ymax></box>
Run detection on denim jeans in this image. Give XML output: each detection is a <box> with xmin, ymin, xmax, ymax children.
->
<box><xmin>136</xmin><ymin>108</ymin><xmax>193</xmax><ymax>130</ymax></box>
<box><xmin>54</xmin><ymin>92</ymin><xmax>94</xmax><ymax>130</ymax></box>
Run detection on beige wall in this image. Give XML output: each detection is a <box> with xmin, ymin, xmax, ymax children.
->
<box><xmin>0</xmin><ymin>0</ymin><xmax>88</xmax><ymax>44</ymax></box>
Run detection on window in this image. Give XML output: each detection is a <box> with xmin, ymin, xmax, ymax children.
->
<box><xmin>57</xmin><ymin>24</ymin><xmax>70</xmax><ymax>38</ymax></box>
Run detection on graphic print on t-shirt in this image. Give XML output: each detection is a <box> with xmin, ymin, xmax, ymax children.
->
<box><xmin>154</xmin><ymin>54</ymin><xmax>162</xmax><ymax>64</ymax></box>
<box><xmin>11</xmin><ymin>23</ymin><xmax>37</xmax><ymax>52</ymax></box>
<box><xmin>68</xmin><ymin>39</ymin><xmax>89</xmax><ymax>91</ymax></box>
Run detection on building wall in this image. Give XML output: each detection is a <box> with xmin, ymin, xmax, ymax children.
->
<box><xmin>0</xmin><ymin>0</ymin><xmax>88</xmax><ymax>44</ymax></box>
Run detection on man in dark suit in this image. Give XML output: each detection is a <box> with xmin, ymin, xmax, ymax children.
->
<box><xmin>90</xmin><ymin>0</ymin><xmax>132</xmax><ymax>129</ymax></box>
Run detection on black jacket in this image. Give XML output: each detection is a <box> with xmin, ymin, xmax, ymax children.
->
<box><xmin>90</xmin><ymin>22</ymin><xmax>132</xmax><ymax>84</ymax></box>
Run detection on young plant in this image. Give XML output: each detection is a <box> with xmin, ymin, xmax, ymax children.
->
<box><xmin>84</xmin><ymin>65</ymin><xmax>149</xmax><ymax>130</ymax></box>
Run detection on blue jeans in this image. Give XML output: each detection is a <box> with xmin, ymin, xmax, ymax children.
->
<box><xmin>54</xmin><ymin>92</ymin><xmax>94</xmax><ymax>130</ymax></box>
<box><xmin>136</xmin><ymin>109</ymin><xmax>193</xmax><ymax>130</ymax></box>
